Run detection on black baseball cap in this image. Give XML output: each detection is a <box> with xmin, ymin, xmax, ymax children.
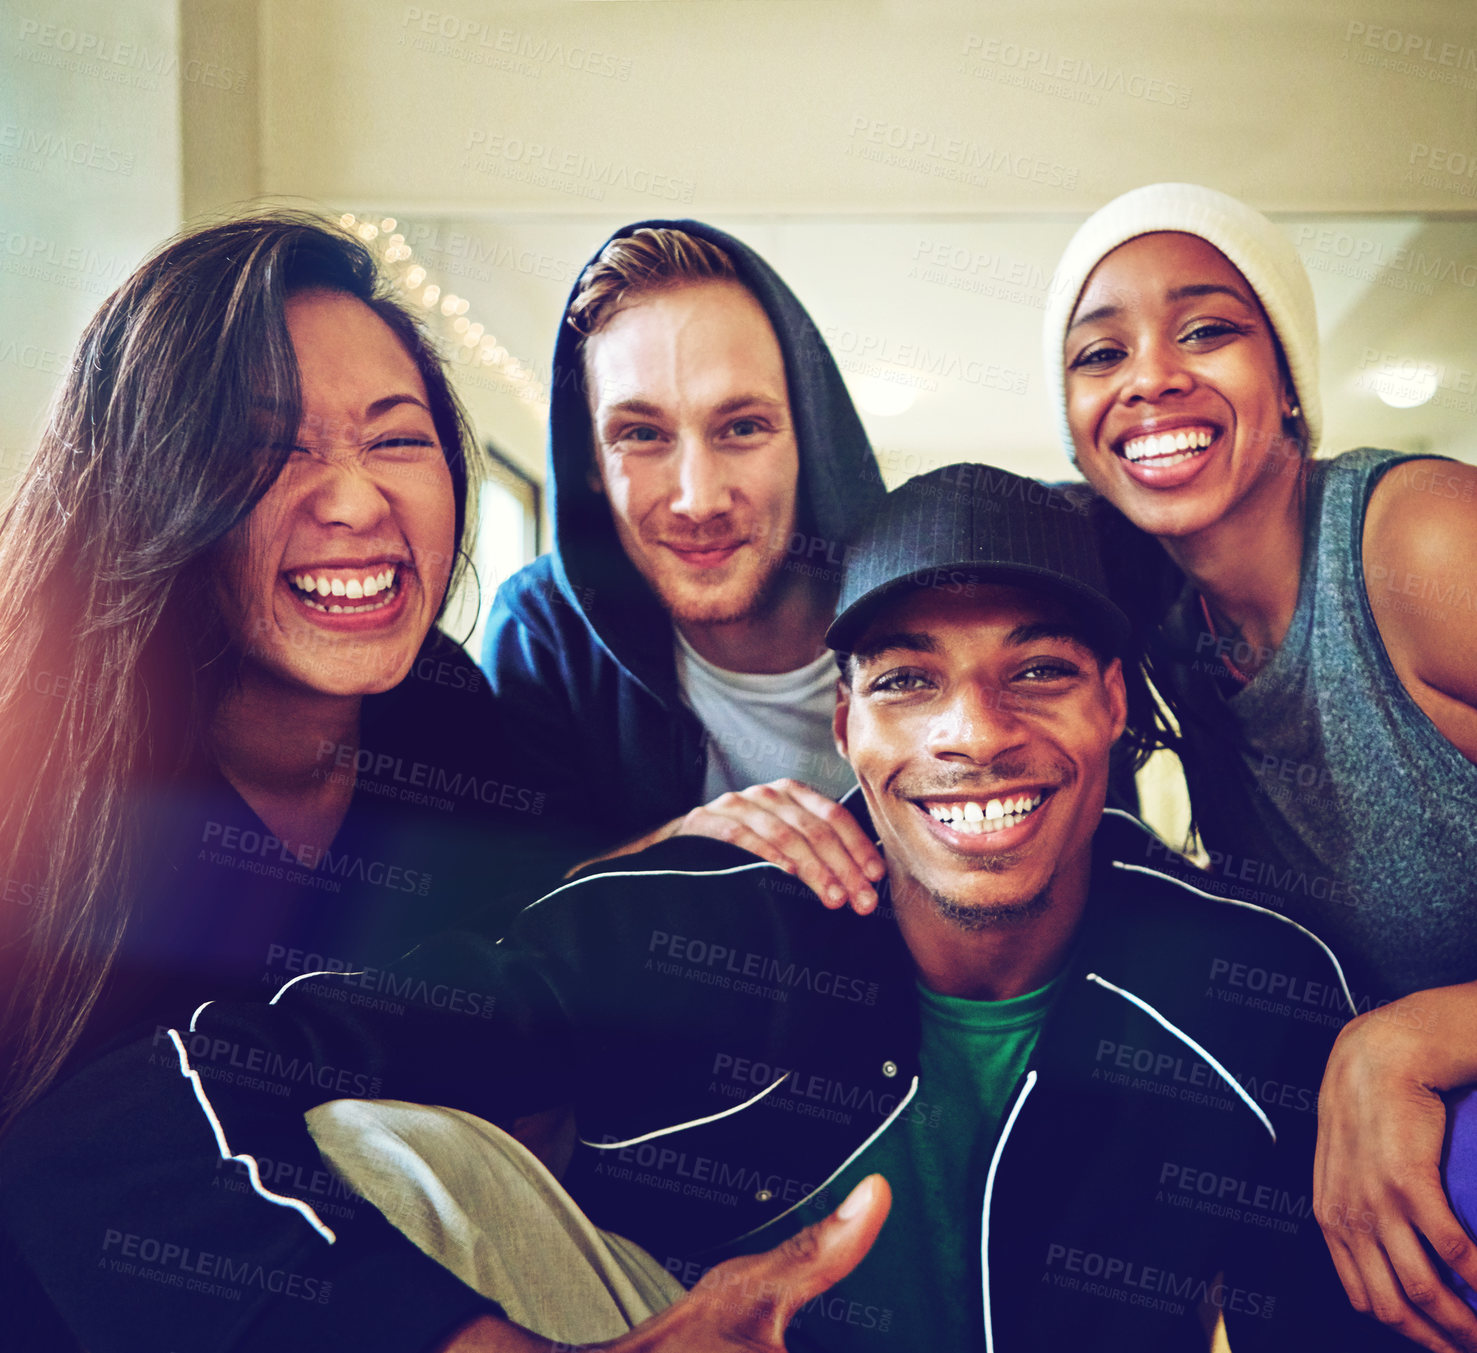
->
<box><xmin>826</xmin><ymin>464</ymin><xmax>1130</xmax><ymax>657</ymax></box>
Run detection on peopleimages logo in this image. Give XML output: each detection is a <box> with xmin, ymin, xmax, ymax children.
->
<box><xmin>646</xmin><ymin>929</ymin><xmax>880</xmax><ymax>1005</ymax></box>
<box><xmin>844</xmin><ymin>115</ymin><xmax>1079</xmax><ymax>190</ymax></box>
<box><xmin>398</xmin><ymin>7</ymin><xmax>633</xmax><ymax>80</ymax></box>
<box><xmin>462</xmin><ymin>131</ymin><xmax>696</xmax><ymax>203</ymax></box>
<box><xmin>960</xmin><ymin>34</ymin><xmax>1193</xmax><ymax>109</ymax></box>
<box><xmin>15</xmin><ymin>19</ymin><xmax>250</xmax><ymax>93</ymax></box>
<box><xmin>100</xmin><ymin>1229</ymin><xmax>331</xmax><ymax>1304</ymax></box>
<box><xmin>201</xmin><ymin>820</ymin><xmax>432</xmax><ymax>895</ymax></box>
<box><xmin>0</xmin><ymin>124</ymin><xmax>135</xmax><ymax>175</ymax></box>
<box><xmin>1342</xmin><ymin>22</ymin><xmax>1477</xmax><ymax>90</ymax></box>
<box><xmin>314</xmin><ymin>739</ymin><xmax>546</xmax><ymax>815</ymax></box>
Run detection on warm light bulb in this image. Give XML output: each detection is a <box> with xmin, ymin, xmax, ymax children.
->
<box><xmin>1373</xmin><ymin>367</ymin><xmax>1439</xmax><ymax>409</ymax></box>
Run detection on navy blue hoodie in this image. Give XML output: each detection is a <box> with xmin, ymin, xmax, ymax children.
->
<box><xmin>480</xmin><ymin>219</ymin><xmax>884</xmax><ymax>863</ymax></box>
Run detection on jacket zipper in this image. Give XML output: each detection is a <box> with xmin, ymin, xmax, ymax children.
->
<box><xmin>980</xmin><ymin>1068</ymin><xmax>1038</xmax><ymax>1353</ymax></box>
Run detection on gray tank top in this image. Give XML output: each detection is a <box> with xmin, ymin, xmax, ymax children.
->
<box><xmin>1161</xmin><ymin>448</ymin><xmax>1477</xmax><ymax>1004</ymax></box>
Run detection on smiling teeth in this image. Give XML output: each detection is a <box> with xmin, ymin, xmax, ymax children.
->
<box><xmin>289</xmin><ymin>567</ymin><xmax>399</xmax><ymax>612</ymax></box>
<box><xmin>927</xmin><ymin>793</ymin><xmax>1044</xmax><ymax>835</ymax></box>
<box><xmin>1121</xmin><ymin>428</ymin><xmax>1215</xmax><ymax>463</ymax></box>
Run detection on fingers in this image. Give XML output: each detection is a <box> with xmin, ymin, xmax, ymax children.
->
<box><xmin>1338</xmin><ymin>1232</ymin><xmax>1472</xmax><ymax>1353</ymax></box>
<box><xmin>1319</xmin><ymin>1221</ymin><xmax>1373</xmax><ymax>1315</ymax></box>
<box><xmin>782</xmin><ymin>1172</ymin><xmax>892</xmax><ymax>1291</ymax></box>
<box><xmin>711</xmin><ymin>1174</ymin><xmax>893</xmax><ymax>1346</ymax></box>
<box><xmin>596</xmin><ymin>1177</ymin><xmax>892</xmax><ymax>1352</ymax></box>
<box><xmin>681</xmin><ymin>781</ymin><xmax>884</xmax><ymax>913</ymax></box>
<box><xmin>1382</xmin><ymin>1221</ymin><xmax>1477</xmax><ymax>1353</ymax></box>
<box><xmin>1417</xmin><ymin>1186</ymin><xmax>1477</xmax><ymax>1296</ymax></box>
<box><xmin>1313</xmin><ymin>1006</ymin><xmax>1477</xmax><ymax>1348</ymax></box>
<box><xmin>781</xmin><ymin>781</ymin><xmax>887</xmax><ymax>912</ymax></box>
<box><xmin>1317</xmin><ymin>1149</ymin><xmax>1477</xmax><ymax>1350</ymax></box>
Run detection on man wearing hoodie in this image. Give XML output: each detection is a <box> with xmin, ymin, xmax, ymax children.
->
<box><xmin>483</xmin><ymin>222</ymin><xmax>887</xmax><ymax>907</ymax></box>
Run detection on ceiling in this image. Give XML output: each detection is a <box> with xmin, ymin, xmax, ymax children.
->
<box><xmin>247</xmin><ymin>0</ymin><xmax>1476</xmax><ymax>483</ymax></box>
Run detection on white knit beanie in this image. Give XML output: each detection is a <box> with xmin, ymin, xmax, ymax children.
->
<box><xmin>1043</xmin><ymin>182</ymin><xmax>1321</xmax><ymax>460</ymax></box>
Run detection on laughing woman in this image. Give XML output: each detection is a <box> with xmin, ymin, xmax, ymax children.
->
<box><xmin>0</xmin><ymin>215</ymin><xmax>573</xmax><ymax>1337</ymax></box>
<box><xmin>1044</xmin><ymin>182</ymin><xmax>1477</xmax><ymax>1351</ymax></box>
<box><xmin>0</xmin><ymin>213</ymin><xmax>556</xmax><ymax>1343</ymax></box>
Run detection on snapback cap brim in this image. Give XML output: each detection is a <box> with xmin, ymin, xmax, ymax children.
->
<box><xmin>826</xmin><ymin>561</ymin><xmax>1130</xmax><ymax>657</ymax></box>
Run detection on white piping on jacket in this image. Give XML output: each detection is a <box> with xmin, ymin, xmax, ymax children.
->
<box><xmin>1085</xmin><ymin>972</ymin><xmax>1276</xmax><ymax>1143</ymax></box>
<box><xmin>525</xmin><ymin>859</ymin><xmax>783</xmax><ymax>913</ymax></box>
<box><xmin>726</xmin><ymin>1074</ymin><xmax>920</xmax><ymax>1248</ymax></box>
<box><xmin>163</xmin><ymin>856</ymin><xmax>827</xmax><ymax>1246</ymax></box>
<box><xmin>270</xmin><ymin>968</ymin><xmax>367</xmax><ymax>1004</ymax></box>
<box><xmin>580</xmin><ymin>1072</ymin><xmax>793</xmax><ymax>1150</ymax></box>
<box><xmin>1109</xmin><ymin>860</ymin><xmax>1357</xmax><ymax>1017</ymax></box>
<box><xmin>981</xmin><ymin>1070</ymin><xmax>1037</xmax><ymax>1353</ymax></box>
<box><xmin>165</xmin><ymin>1028</ymin><xmax>336</xmax><ymax>1244</ymax></box>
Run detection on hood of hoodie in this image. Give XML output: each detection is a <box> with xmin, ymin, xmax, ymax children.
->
<box><xmin>545</xmin><ymin>218</ymin><xmax>884</xmax><ymax>704</ymax></box>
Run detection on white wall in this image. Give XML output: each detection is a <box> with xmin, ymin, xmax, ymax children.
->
<box><xmin>0</xmin><ymin>0</ymin><xmax>186</xmax><ymax>488</ymax></box>
<box><xmin>257</xmin><ymin>0</ymin><xmax>1474</xmax><ymax>215</ymax></box>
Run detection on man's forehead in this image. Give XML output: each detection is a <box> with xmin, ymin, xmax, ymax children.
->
<box><xmin>586</xmin><ymin>280</ymin><xmax>779</xmax><ymax>372</ymax></box>
<box><xmin>851</xmin><ymin>580</ymin><xmax>1083</xmax><ymax>656</ymax></box>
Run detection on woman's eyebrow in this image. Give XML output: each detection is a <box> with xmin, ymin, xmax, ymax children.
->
<box><xmin>1069</xmin><ymin>281</ymin><xmax>1255</xmax><ymax>333</ymax></box>
<box><xmin>365</xmin><ymin>393</ymin><xmax>432</xmax><ymax>420</ymax></box>
<box><xmin>1067</xmin><ymin>302</ymin><xmax>1118</xmax><ymax>333</ymax></box>
<box><xmin>1165</xmin><ymin>282</ymin><xmax>1254</xmax><ymax>307</ymax></box>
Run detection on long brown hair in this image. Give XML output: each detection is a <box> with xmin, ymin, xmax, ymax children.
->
<box><xmin>0</xmin><ymin>212</ymin><xmax>476</xmax><ymax>1131</ymax></box>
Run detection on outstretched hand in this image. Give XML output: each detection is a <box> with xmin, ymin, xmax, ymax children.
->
<box><xmin>439</xmin><ymin>1175</ymin><xmax>891</xmax><ymax>1351</ymax></box>
<box><xmin>593</xmin><ymin>1173</ymin><xmax>891</xmax><ymax>1351</ymax></box>
<box><xmin>1314</xmin><ymin>987</ymin><xmax>1477</xmax><ymax>1352</ymax></box>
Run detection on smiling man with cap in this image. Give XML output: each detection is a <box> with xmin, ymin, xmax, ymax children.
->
<box><xmin>25</xmin><ymin>466</ymin><xmax>1404</xmax><ymax>1352</ymax></box>
<box><xmin>824</xmin><ymin>463</ymin><xmax>1132</xmax><ymax>1007</ymax></box>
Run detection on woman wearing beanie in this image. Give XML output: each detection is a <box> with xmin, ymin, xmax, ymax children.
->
<box><xmin>1044</xmin><ymin>182</ymin><xmax>1477</xmax><ymax>1350</ymax></box>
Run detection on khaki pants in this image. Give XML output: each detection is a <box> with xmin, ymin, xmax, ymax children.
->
<box><xmin>306</xmin><ymin>1100</ymin><xmax>686</xmax><ymax>1346</ymax></box>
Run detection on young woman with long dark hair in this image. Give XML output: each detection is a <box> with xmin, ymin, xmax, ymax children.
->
<box><xmin>0</xmin><ymin>212</ymin><xmax>565</xmax><ymax>1350</ymax></box>
<box><xmin>0</xmin><ymin>206</ymin><xmax>573</xmax><ymax>1150</ymax></box>
<box><xmin>1045</xmin><ymin>182</ymin><xmax>1477</xmax><ymax>1353</ymax></box>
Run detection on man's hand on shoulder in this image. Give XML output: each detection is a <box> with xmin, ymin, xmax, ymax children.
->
<box><xmin>567</xmin><ymin>780</ymin><xmax>885</xmax><ymax>914</ymax></box>
<box><xmin>675</xmin><ymin>779</ymin><xmax>885</xmax><ymax>914</ymax></box>
<box><xmin>438</xmin><ymin>1175</ymin><xmax>890</xmax><ymax>1351</ymax></box>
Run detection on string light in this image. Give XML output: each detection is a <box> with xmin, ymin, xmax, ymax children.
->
<box><xmin>338</xmin><ymin>212</ymin><xmax>548</xmax><ymax>414</ymax></box>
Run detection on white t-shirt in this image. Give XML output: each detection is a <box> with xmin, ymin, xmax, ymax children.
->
<box><xmin>674</xmin><ymin>633</ymin><xmax>857</xmax><ymax>803</ymax></box>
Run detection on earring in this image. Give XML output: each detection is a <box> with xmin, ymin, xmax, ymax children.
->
<box><xmin>1284</xmin><ymin>402</ymin><xmax>1301</xmax><ymax>421</ymax></box>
